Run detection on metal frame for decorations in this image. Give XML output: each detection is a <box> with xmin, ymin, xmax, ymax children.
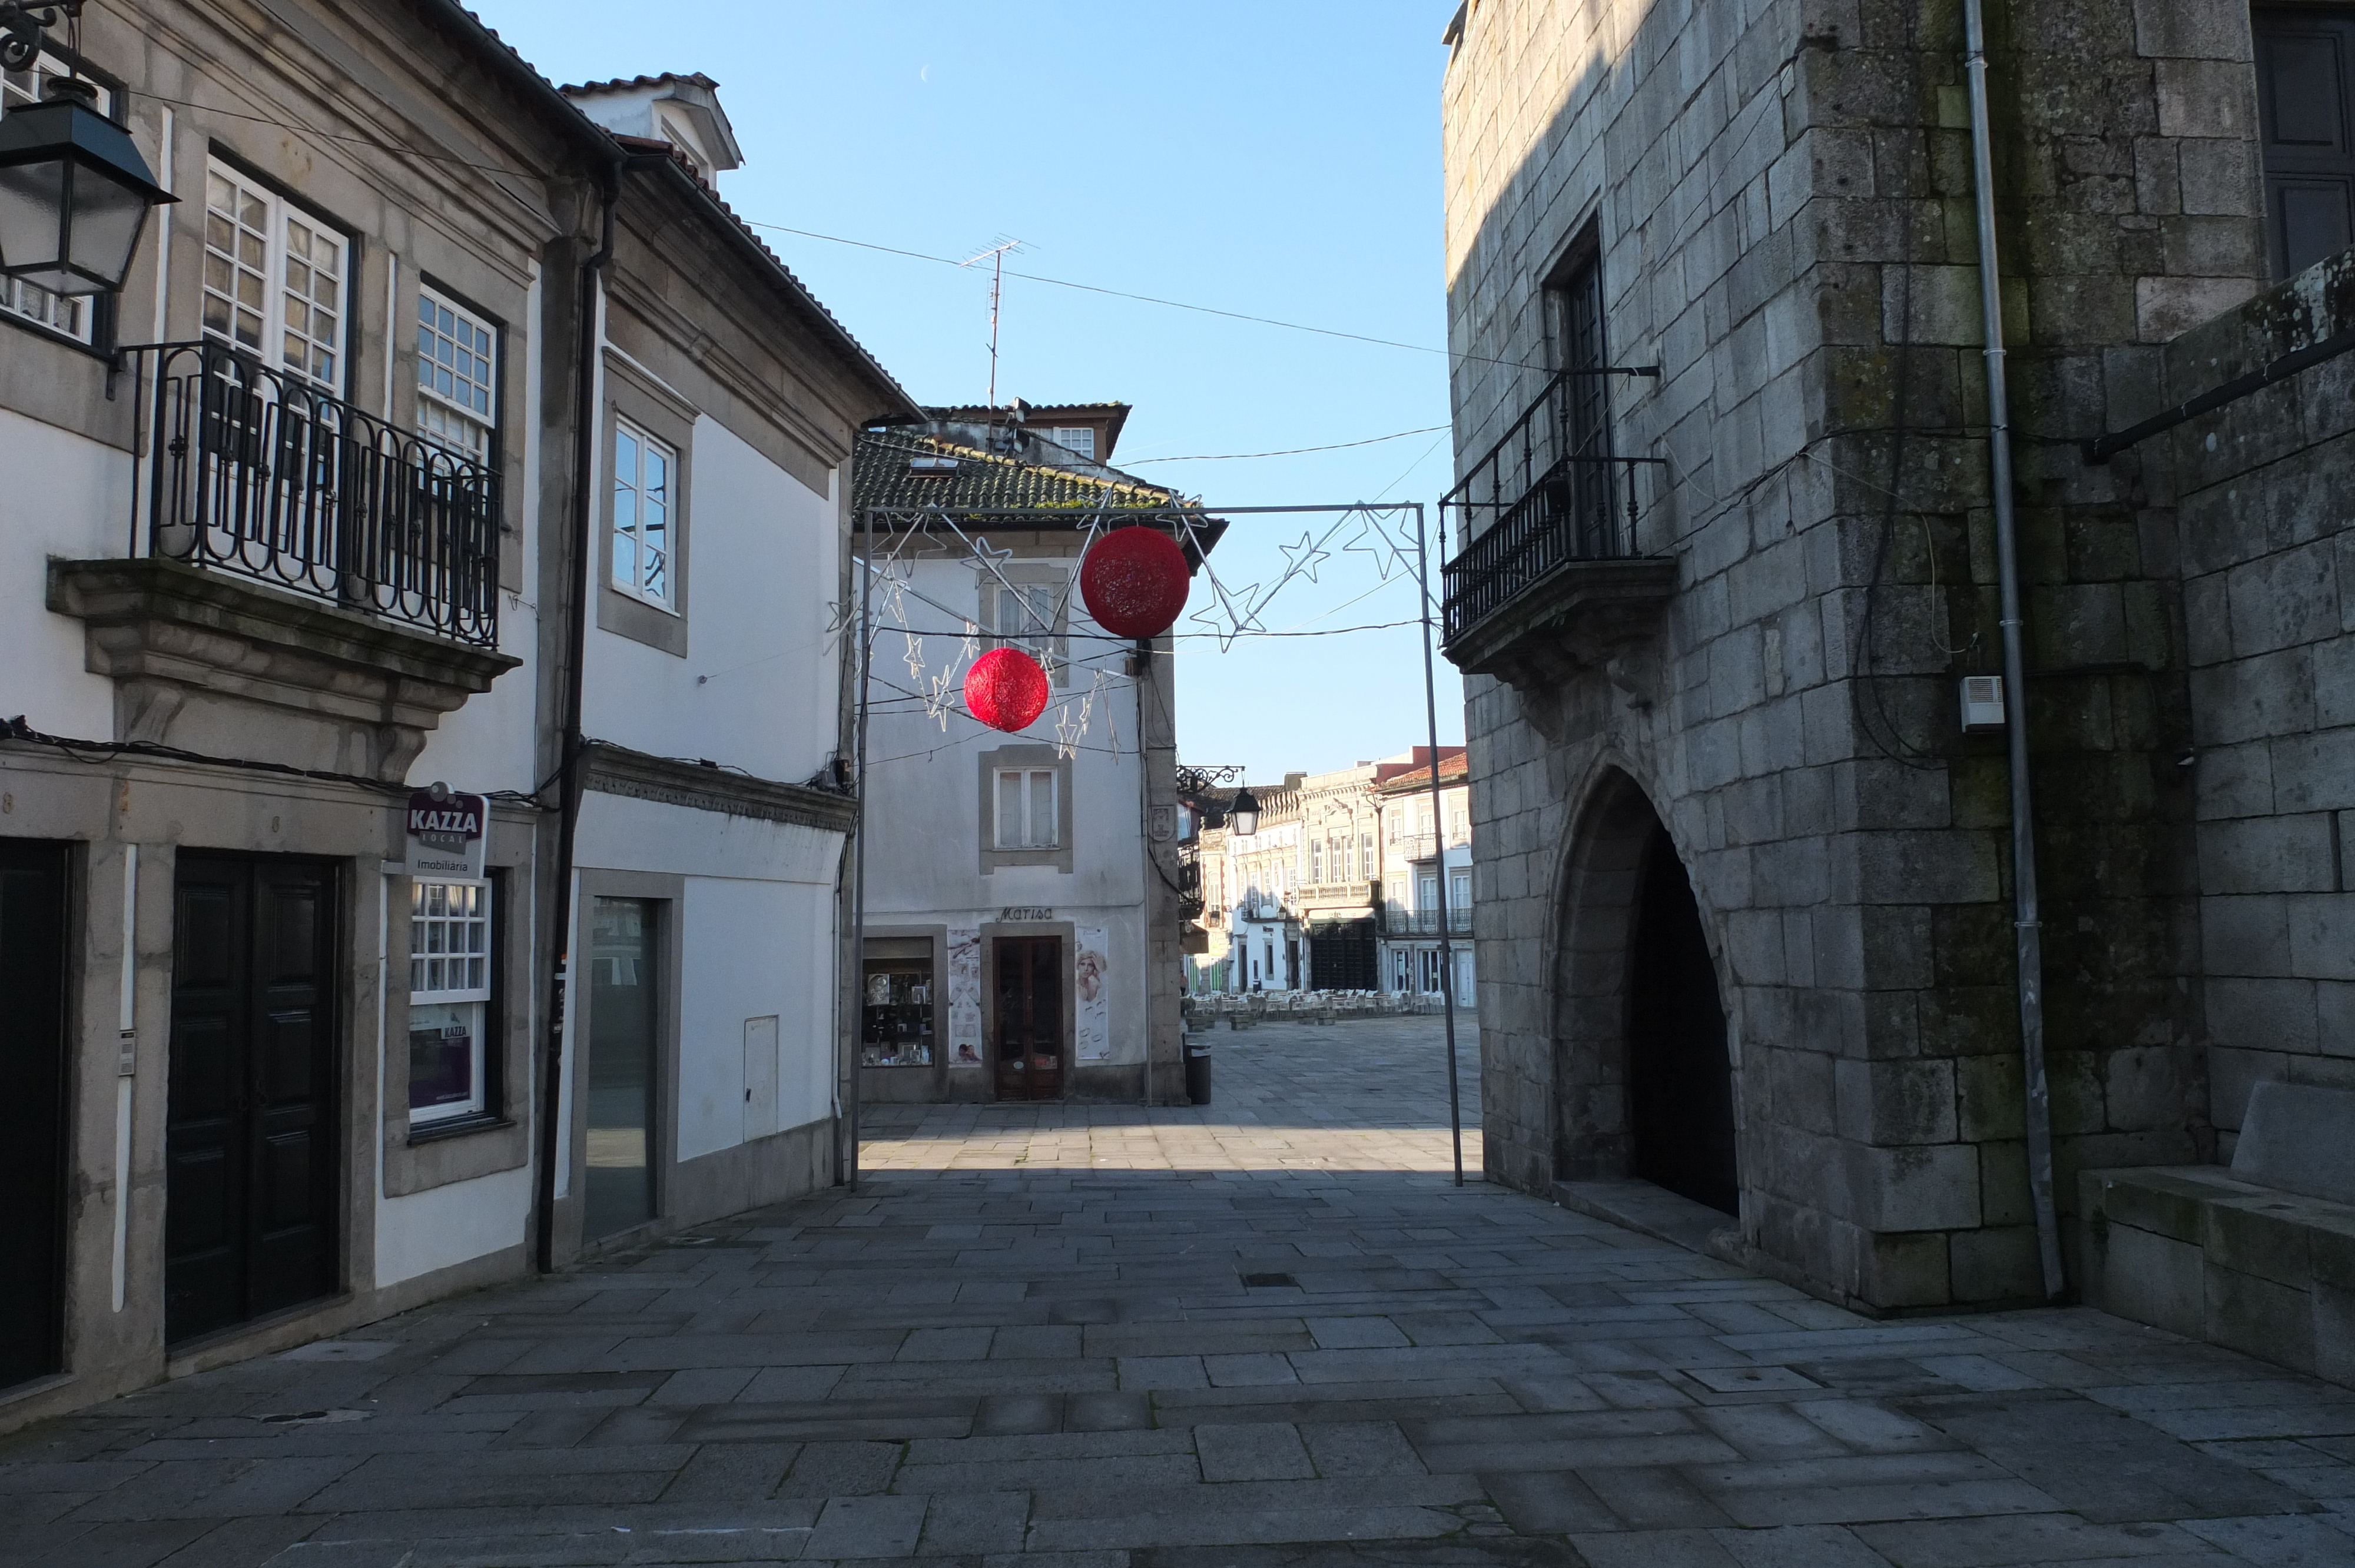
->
<box><xmin>841</xmin><ymin>499</ymin><xmax>1468</xmax><ymax>1191</ymax></box>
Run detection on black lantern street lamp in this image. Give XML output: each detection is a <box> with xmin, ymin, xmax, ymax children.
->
<box><xmin>1228</xmin><ymin>788</ymin><xmax>1259</xmax><ymax>839</ymax></box>
<box><xmin>0</xmin><ymin>53</ymin><xmax>176</xmax><ymax>298</ymax></box>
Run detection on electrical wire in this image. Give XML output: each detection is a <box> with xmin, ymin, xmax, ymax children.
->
<box><xmin>1113</xmin><ymin>426</ymin><xmax>1449</xmax><ymax>464</ymax></box>
<box><xmin>0</xmin><ymin>715</ymin><xmax>555</xmax><ymax>805</ymax></box>
<box><xmin>103</xmin><ymin>81</ymin><xmax>1554</xmax><ymax>380</ymax></box>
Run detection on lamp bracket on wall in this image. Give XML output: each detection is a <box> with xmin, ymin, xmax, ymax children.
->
<box><xmin>0</xmin><ymin>2</ymin><xmax>81</xmax><ymax>73</ymax></box>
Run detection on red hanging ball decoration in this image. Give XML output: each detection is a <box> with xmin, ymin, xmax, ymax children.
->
<box><xmin>964</xmin><ymin>646</ymin><xmax>1050</xmax><ymax>732</ymax></box>
<box><xmin>1080</xmin><ymin>526</ymin><xmax>1190</xmax><ymax>639</ymax></box>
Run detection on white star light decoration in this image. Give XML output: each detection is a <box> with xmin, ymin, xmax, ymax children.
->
<box><xmin>1278</xmin><ymin>531</ymin><xmax>1331</xmax><ymax>584</ymax></box>
<box><xmin>1342</xmin><ymin>512</ymin><xmax>1415</xmax><ymax>582</ymax></box>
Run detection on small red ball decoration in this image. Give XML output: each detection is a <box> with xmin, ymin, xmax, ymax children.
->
<box><xmin>964</xmin><ymin>646</ymin><xmax>1050</xmax><ymax>732</ymax></box>
<box><xmin>1080</xmin><ymin>526</ymin><xmax>1190</xmax><ymax>639</ymax></box>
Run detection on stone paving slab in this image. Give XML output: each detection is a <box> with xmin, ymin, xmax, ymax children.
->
<box><xmin>7</xmin><ymin>1017</ymin><xmax>2355</xmax><ymax>1564</ymax></box>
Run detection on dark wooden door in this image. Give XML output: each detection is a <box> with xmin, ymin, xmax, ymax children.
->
<box><xmin>167</xmin><ymin>855</ymin><xmax>339</xmax><ymax>1344</ymax></box>
<box><xmin>1626</xmin><ymin>828</ymin><xmax>1739</xmax><ymax>1216</ymax></box>
<box><xmin>2256</xmin><ymin>9</ymin><xmax>2355</xmax><ymax>277</ymax></box>
<box><xmin>993</xmin><ymin>936</ymin><xmax>1063</xmax><ymax>1101</ymax></box>
<box><xmin>0</xmin><ymin>841</ymin><xmax>71</xmax><ymax>1388</ymax></box>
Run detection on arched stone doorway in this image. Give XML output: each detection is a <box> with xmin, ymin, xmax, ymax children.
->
<box><xmin>1553</xmin><ymin>770</ymin><xmax>1739</xmax><ymax>1215</ymax></box>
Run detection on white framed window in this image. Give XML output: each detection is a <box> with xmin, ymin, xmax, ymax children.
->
<box><xmin>1</xmin><ymin>59</ymin><xmax>114</xmax><ymax>342</ymax></box>
<box><xmin>201</xmin><ymin>161</ymin><xmax>347</xmax><ymax>388</ymax></box>
<box><xmin>612</xmin><ymin>418</ymin><xmax>676</xmax><ymax>610</ymax></box>
<box><xmin>417</xmin><ymin>286</ymin><xmax>496</xmax><ymax>464</ymax></box>
<box><xmin>985</xmin><ymin>576</ymin><xmax>1064</xmax><ymax>681</ymax></box>
<box><xmin>409</xmin><ymin>879</ymin><xmax>491</xmax><ymax>1125</ymax></box>
<box><xmin>1359</xmin><ymin>832</ymin><xmax>1374</xmax><ymax>879</ymax></box>
<box><xmin>994</xmin><ymin>767</ymin><xmax>1059</xmax><ymax>849</ymax></box>
<box><xmin>1049</xmin><ymin>425</ymin><xmax>1096</xmax><ymax>457</ymax></box>
<box><xmin>1309</xmin><ymin>839</ymin><xmax>1324</xmax><ymax>883</ymax></box>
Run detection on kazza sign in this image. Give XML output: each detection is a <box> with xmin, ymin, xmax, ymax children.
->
<box><xmin>405</xmin><ymin>789</ymin><xmax>488</xmax><ymax>879</ymax></box>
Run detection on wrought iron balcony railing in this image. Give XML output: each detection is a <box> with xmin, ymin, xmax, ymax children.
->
<box><xmin>134</xmin><ymin>341</ymin><xmax>502</xmax><ymax>647</ymax></box>
<box><xmin>1438</xmin><ymin>367</ymin><xmax>1663</xmax><ymax>649</ymax></box>
<box><xmin>1381</xmin><ymin>906</ymin><xmax>1472</xmax><ymax>937</ymax></box>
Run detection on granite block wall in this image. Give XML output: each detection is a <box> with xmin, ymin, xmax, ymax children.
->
<box><xmin>2131</xmin><ymin>250</ymin><xmax>2355</xmax><ymax>1147</ymax></box>
<box><xmin>1442</xmin><ymin>0</ymin><xmax>2272</xmax><ymax>1311</ymax></box>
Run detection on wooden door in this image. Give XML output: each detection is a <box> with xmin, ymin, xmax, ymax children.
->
<box><xmin>0</xmin><ymin>841</ymin><xmax>70</xmax><ymax>1388</ymax></box>
<box><xmin>993</xmin><ymin>936</ymin><xmax>1063</xmax><ymax>1101</ymax></box>
<box><xmin>167</xmin><ymin>855</ymin><xmax>339</xmax><ymax>1344</ymax></box>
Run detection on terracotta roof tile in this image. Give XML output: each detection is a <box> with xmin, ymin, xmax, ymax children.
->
<box><xmin>855</xmin><ymin>429</ymin><xmax>1184</xmax><ymax>514</ymax></box>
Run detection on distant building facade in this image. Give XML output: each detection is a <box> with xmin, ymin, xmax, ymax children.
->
<box><xmin>1185</xmin><ymin>748</ymin><xmax>1473</xmax><ymax>1003</ymax></box>
<box><xmin>850</xmin><ymin>407</ymin><xmax>1209</xmax><ymax>1103</ymax></box>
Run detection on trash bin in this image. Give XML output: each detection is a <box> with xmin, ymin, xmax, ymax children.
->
<box><xmin>1185</xmin><ymin>1035</ymin><xmax>1213</xmax><ymax>1107</ymax></box>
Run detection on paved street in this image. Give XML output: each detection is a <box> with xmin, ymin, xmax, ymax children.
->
<box><xmin>11</xmin><ymin>1015</ymin><xmax>2355</xmax><ymax>1567</ymax></box>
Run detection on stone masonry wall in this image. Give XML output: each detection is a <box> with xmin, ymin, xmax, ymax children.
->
<box><xmin>1442</xmin><ymin>0</ymin><xmax>2270</xmax><ymax>1311</ymax></box>
<box><xmin>2136</xmin><ymin>250</ymin><xmax>2355</xmax><ymax>1147</ymax></box>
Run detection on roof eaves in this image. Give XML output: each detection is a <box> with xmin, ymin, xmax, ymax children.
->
<box><xmin>403</xmin><ymin>5</ymin><xmax>915</xmax><ymax>421</ymax></box>
<box><xmin>559</xmin><ymin>71</ymin><xmax>722</xmax><ymax>94</ymax></box>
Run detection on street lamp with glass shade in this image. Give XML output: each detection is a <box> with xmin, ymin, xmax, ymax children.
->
<box><xmin>1229</xmin><ymin>788</ymin><xmax>1259</xmax><ymax>839</ymax></box>
<box><xmin>0</xmin><ymin>77</ymin><xmax>175</xmax><ymax>297</ymax></box>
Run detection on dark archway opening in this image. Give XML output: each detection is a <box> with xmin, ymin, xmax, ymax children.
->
<box><xmin>1626</xmin><ymin>825</ymin><xmax>1739</xmax><ymax>1214</ymax></box>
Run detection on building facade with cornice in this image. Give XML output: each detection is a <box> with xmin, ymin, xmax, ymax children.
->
<box><xmin>0</xmin><ymin>6</ymin><xmax>908</xmax><ymax>1427</ymax></box>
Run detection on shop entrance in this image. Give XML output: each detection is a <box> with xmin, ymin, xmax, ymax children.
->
<box><xmin>165</xmin><ymin>854</ymin><xmax>340</xmax><ymax>1344</ymax></box>
<box><xmin>1626</xmin><ymin>826</ymin><xmax>1739</xmax><ymax>1214</ymax></box>
<box><xmin>584</xmin><ymin>896</ymin><xmax>659</xmax><ymax>1240</ymax></box>
<box><xmin>0</xmin><ymin>841</ymin><xmax>70</xmax><ymax>1387</ymax></box>
<box><xmin>993</xmin><ymin>935</ymin><xmax>1062</xmax><ymax>1100</ymax></box>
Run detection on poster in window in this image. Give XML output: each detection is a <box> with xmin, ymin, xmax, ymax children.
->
<box><xmin>1074</xmin><ymin>925</ymin><xmax>1110</xmax><ymax>1061</ymax></box>
<box><xmin>409</xmin><ymin>1005</ymin><xmax>476</xmax><ymax>1111</ymax></box>
<box><xmin>947</xmin><ymin>926</ymin><xmax>983</xmax><ymax>1063</ymax></box>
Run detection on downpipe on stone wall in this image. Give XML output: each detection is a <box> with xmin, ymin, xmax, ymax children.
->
<box><xmin>1963</xmin><ymin>0</ymin><xmax>2065</xmax><ymax>1301</ymax></box>
<box><xmin>535</xmin><ymin>164</ymin><xmax>621</xmax><ymax>1275</ymax></box>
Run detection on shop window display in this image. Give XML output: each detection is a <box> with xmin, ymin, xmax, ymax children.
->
<box><xmin>862</xmin><ymin>958</ymin><xmax>934</xmax><ymax>1067</ymax></box>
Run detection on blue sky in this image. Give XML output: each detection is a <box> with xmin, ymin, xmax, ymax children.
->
<box><xmin>474</xmin><ymin>1</ymin><xmax>1463</xmax><ymax>783</ymax></box>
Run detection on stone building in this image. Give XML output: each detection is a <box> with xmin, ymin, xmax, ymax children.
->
<box><xmin>1439</xmin><ymin>0</ymin><xmax>2355</xmax><ymax>1318</ymax></box>
<box><xmin>0</xmin><ymin>4</ymin><xmax>905</xmax><ymax>1427</ymax></box>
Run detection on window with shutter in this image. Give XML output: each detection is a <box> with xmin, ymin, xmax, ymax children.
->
<box><xmin>2256</xmin><ymin>9</ymin><xmax>2355</xmax><ymax>277</ymax></box>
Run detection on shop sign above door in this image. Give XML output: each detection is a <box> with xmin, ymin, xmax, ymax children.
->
<box><xmin>999</xmin><ymin>905</ymin><xmax>1053</xmax><ymax>922</ymax></box>
<box><xmin>406</xmin><ymin>785</ymin><xmax>487</xmax><ymax>878</ymax></box>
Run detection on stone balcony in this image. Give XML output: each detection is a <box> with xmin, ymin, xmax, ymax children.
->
<box><xmin>1438</xmin><ymin>370</ymin><xmax>1673</xmax><ymax>695</ymax></box>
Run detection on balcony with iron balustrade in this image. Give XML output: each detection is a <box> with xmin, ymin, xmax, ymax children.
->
<box><xmin>1439</xmin><ymin>368</ymin><xmax>1673</xmax><ymax>695</ymax></box>
<box><xmin>45</xmin><ymin>342</ymin><xmax>520</xmax><ymax>781</ymax></box>
<box><xmin>1380</xmin><ymin>905</ymin><xmax>1474</xmax><ymax>938</ymax></box>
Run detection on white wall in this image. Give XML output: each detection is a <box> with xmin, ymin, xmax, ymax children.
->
<box><xmin>675</xmin><ymin>873</ymin><xmax>834</xmax><ymax>1159</ymax></box>
<box><xmin>575</xmin><ymin>792</ymin><xmax>844</xmax><ymax>1156</ymax></box>
<box><xmin>860</xmin><ymin>548</ymin><xmax>1153</xmax><ymax>1065</ymax></box>
<box><xmin>1</xmin><ymin>408</ymin><xmax>132</xmax><ymax>739</ymax></box>
<box><xmin>376</xmin><ymin>1164</ymin><xmax>532</xmax><ymax>1287</ymax></box>
<box><xmin>583</xmin><ymin>416</ymin><xmax>840</xmax><ymax>785</ymax></box>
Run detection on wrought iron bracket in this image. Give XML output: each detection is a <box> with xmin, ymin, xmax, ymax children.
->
<box><xmin>0</xmin><ymin>1</ymin><xmax>80</xmax><ymax>74</ymax></box>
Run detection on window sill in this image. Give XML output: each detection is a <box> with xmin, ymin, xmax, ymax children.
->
<box><xmin>407</xmin><ymin>1112</ymin><xmax>513</xmax><ymax>1146</ymax></box>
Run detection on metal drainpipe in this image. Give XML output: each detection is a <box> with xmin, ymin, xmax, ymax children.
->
<box><xmin>534</xmin><ymin>165</ymin><xmax>621</xmax><ymax>1275</ymax></box>
<box><xmin>1962</xmin><ymin>0</ymin><xmax>2064</xmax><ymax>1301</ymax></box>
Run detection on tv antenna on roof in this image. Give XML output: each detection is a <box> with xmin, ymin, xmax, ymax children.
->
<box><xmin>960</xmin><ymin>237</ymin><xmax>1024</xmax><ymax>406</ymax></box>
